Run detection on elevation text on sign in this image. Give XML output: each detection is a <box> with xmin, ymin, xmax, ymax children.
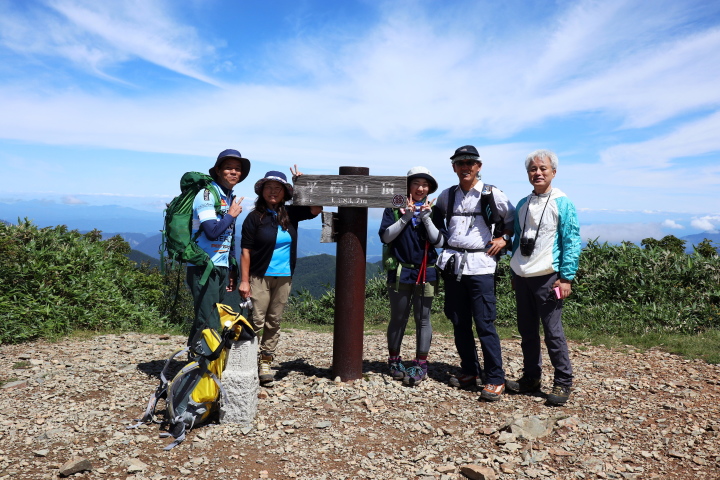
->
<box><xmin>292</xmin><ymin>175</ymin><xmax>407</xmax><ymax>208</ymax></box>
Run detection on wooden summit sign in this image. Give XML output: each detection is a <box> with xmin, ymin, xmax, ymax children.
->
<box><xmin>292</xmin><ymin>175</ymin><xmax>407</xmax><ymax>208</ymax></box>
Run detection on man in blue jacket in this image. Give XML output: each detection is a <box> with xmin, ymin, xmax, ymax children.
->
<box><xmin>508</xmin><ymin>149</ymin><xmax>581</xmax><ymax>406</ymax></box>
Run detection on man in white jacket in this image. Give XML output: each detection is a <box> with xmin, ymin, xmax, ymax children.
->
<box><xmin>507</xmin><ymin>149</ymin><xmax>581</xmax><ymax>406</ymax></box>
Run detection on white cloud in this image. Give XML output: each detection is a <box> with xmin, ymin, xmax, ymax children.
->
<box><xmin>61</xmin><ymin>195</ymin><xmax>87</xmax><ymax>205</ymax></box>
<box><xmin>0</xmin><ymin>0</ymin><xmax>221</xmax><ymax>86</ymax></box>
<box><xmin>599</xmin><ymin>111</ymin><xmax>720</xmax><ymax>170</ymax></box>
<box><xmin>0</xmin><ymin>0</ymin><xmax>719</xmax><ymax>216</ymax></box>
<box><xmin>580</xmin><ymin>223</ymin><xmax>665</xmax><ymax>244</ymax></box>
<box><xmin>690</xmin><ymin>215</ymin><xmax>720</xmax><ymax>233</ymax></box>
<box><xmin>662</xmin><ymin>219</ymin><xmax>684</xmax><ymax>230</ymax></box>
<box><xmin>2</xmin><ymin>1</ymin><xmax>720</xmax><ymax>147</ymax></box>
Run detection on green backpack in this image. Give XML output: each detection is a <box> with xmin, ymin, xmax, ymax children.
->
<box><xmin>162</xmin><ymin>172</ymin><xmax>222</xmax><ymax>285</ymax></box>
<box><xmin>382</xmin><ymin>208</ymin><xmax>401</xmax><ymax>271</ymax></box>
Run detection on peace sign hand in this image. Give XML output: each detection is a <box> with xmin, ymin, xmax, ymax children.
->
<box><xmin>420</xmin><ymin>197</ymin><xmax>435</xmax><ymax>212</ymax></box>
<box><xmin>290</xmin><ymin>164</ymin><xmax>303</xmax><ymax>182</ymax></box>
<box><xmin>229</xmin><ymin>196</ymin><xmax>244</xmax><ymax>217</ymax></box>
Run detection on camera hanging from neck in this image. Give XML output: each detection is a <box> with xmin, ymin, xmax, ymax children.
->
<box><xmin>520</xmin><ymin>190</ymin><xmax>552</xmax><ymax>256</ymax></box>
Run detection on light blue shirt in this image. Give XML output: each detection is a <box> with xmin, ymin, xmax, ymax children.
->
<box><xmin>266</xmin><ymin>226</ymin><xmax>292</xmax><ymax>276</ymax></box>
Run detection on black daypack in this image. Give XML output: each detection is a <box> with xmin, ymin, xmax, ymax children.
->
<box><xmin>161</xmin><ymin>172</ymin><xmax>224</xmax><ymax>286</ymax></box>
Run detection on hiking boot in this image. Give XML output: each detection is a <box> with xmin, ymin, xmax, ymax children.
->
<box><xmin>547</xmin><ymin>384</ymin><xmax>571</xmax><ymax>406</ymax></box>
<box><xmin>403</xmin><ymin>360</ymin><xmax>428</xmax><ymax>386</ymax></box>
<box><xmin>448</xmin><ymin>373</ymin><xmax>478</xmax><ymax>389</ymax></box>
<box><xmin>479</xmin><ymin>383</ymin><xmax>505</xmax><ymax>402</ymax></box>
<box><xmin>258</xmin><ymin>354</ymin><xmax>274</xmax><ymax>385</ymax></box>
<box><xmin>388</xmin><ymin>356</ymin><xmax>407</xmax><ymax>380</ymax></box>
<box><xmin>506</xmin><ymin>376</ymin><xmax>542</xmax><ymax>394</ymax></box>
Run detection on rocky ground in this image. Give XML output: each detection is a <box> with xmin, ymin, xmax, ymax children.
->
<box><xmin>1</xmin><ymin>329</ymin><xmax>719</xmax><ymax>480</ymax></box>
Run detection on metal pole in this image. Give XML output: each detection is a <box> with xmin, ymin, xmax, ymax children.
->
<box><xmin>332</xmin><ymin>166</ymin><xmax>369</xmax><ymax>381</ymax></box>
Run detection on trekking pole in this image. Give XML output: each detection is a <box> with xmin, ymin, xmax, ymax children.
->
<box><xmin>415</xmin><ymin>240</ymin><xmax>429</xmax><ymax>286</ymax></box>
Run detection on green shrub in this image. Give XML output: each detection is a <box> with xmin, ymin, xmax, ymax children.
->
<box><xmin>566</xmin><ymin>240</ymin><xmax>720</xmax><ymax>334</ymax></box>
<box><xmin>285</xmin><ymin>286</ymin><xmax>336</xmax><ymax>324</ymax></box>
<box><xmin>285</xmin><ymin>240</ymin><xmax>720</xmax><ymax>337</ymax></box>
<box><xmin>0</xmin><ymin>220</ymin><xmax>177</xmax><ymax>344</ymax></box>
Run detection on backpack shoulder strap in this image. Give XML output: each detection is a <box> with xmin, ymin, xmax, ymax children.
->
<box><xmin>126</xmin><ymin>346</ymin><xmax>191</xmax><ymax>429</ymax></box>
<box><xmin>445</xmin><ymin>185</ymin><xmax>460</xmax><ymax>224</ymax></box>
<box><xmin>479</xmin><ymin>184</ymin><xmax>504</xmax><ymax>234</ymax></box>
<box><xmin>445</xmin><ymin>183</ymin><xmax>503</xmax><ymax>232</ymax></box>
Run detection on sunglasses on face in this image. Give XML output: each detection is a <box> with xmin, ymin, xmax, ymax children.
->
<box><xmin>454</xmin><ymin>160</ymin><xmax>478</xmax><ymax>167</ymax></box>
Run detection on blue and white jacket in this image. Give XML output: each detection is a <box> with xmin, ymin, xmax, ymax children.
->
<box><xmin>191</xmin><ymin>181</ymin><xmax>235</xmax><ymax>268</ymax></box>
<box><xmin>510</xmin><ymin>188</ymin><xmax>581</xmax><ymax>281</ymax></box>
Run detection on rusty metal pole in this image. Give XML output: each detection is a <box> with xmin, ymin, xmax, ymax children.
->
<box><xmin>332</xmin><ymin>166</ymin><xmax>369</xmax><ymax>381</ymax></box>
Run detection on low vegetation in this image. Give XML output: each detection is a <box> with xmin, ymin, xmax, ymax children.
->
<box><xmin>0</xmin><ymin>220</ymin><xmax>190</xmax><ymax>344</ymax></box>
<box><xmin>287</xmin><ymin>236</ymin><xmax>720</xmax><ymax>362</ymax></box>
<box><xmin>1</xmin><ymin>220</ymin><xmax>718</xmax><ymax>362</ymax></box>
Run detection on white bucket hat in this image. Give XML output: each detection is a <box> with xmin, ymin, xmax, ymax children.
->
<box><xmin>406</xmin><ymin>166</ymin><xmax>438</xmax><ymax>194</ymax></box>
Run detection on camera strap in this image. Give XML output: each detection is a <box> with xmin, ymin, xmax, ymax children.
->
<box><xmin>520</xmin><ymin>190</ymin><xmax>552</xmax><ymax>250</ymax></box>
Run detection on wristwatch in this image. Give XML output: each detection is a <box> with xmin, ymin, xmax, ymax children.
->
<box><xmin>501</xmin><ymin>233</ymin><xmax>511</xmax><ymax>242</ymax></box>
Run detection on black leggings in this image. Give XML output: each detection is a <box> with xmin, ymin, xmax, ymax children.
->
<box><xmin>387</xmin><ymin>287</ymin><xmax>433</xmax><ymax>358</ymax></box>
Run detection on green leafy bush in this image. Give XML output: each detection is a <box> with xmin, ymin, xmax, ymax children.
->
<box><xmin>0</xmin><ymin>220</ymin><xmax>177</xmax><ymax>344</ymax></box>
<box><xmin>566</xmin><ymin>240</ymin><xmax>720</xmax><ymax>334</ymax></box>
<box><xmin>286</xmin><ymin>239</ymin><xmax>720</xmax><ymax>337</ymax></box>
<box><xmin>285</xmin><ymin>286</ymin><xmax>336</xmax><ymax>324</ymax></box>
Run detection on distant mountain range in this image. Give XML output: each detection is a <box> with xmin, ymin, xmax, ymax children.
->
<box><xmin>291</xmin><ymin>254</ymin><xmax>383</xmax><ymax>297</ymax></box>
<box><xmin>0</xmin><ymin>201</ymin><xmax>386</xmax><ymax>259</ymax></box>
<box><xmin>1</xmin><ymin>200</ymin><xmax>718</xmax><ymax>261</ymax></box>
<box><xmin>676</xmin><ymin>232</ymin><xmax>720</xmax><ymax>252</ymax></box>
<box><xmin>0</xmin><ymin>202</ymin><xmax>162</xmax><ymax>236</ymax></box>
<box><xmin>100</xmin><ymin>228</ymin><xmax>384</xmax><ymax>263</ymax></box>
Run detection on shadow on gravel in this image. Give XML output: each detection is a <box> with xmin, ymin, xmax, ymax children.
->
<box><xmin>136</xmin><ymin>359</ymin><xmax>186</xmax><ymax>380</ymax></box>
<box><xmin>363</xmin><ymin>359</ymin><xmax>463</xmax><ymax>386</ymax></box>
<box><xmin>275</xmin><ymin>357</ymin><xmax>472</xmax><ymax>388</ymax></box>
<box><xmin>275</xmin><ymin>357</ymin><xmax>332</xmax><ymax>381</ymax></box>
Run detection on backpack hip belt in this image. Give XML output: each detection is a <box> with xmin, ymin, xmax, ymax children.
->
<box><xmin>445</xmin><ymin>245</ymin><xmax>491</xmax><ymax>282</ymax></box>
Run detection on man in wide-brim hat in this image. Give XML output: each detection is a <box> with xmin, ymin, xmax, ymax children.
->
<box><xmin>186</xmin><ymin>149</ymin><xmax>250</xmax><ymax>343</ymax></box>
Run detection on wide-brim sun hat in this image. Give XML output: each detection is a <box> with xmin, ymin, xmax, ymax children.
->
<box><xmin>210</xmin><ymin>149</ymin><xmax>251</xmax><ymax>183</ymax></box>
<box><xmin>254</xmin><ymin>170</ymin><xmax>294</xmax><ymax>198</ymax></box>
<box><xmin>406</xmin><ymin>166</ymin><xmax>438</xmax><ymax>194</ymax></box>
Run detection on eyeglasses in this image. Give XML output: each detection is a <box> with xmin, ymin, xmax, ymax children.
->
<box><xmin>454</xmin><ymin>160</ymin><xmax>479</xmax><ymax>167</ymax></box>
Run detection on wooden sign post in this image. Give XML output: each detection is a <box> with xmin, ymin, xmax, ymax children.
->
<box><xmin>293</xmin><ymin>169</ymin><xmax>406</xmax><ymax>381</ymax></box>
<box><xmin>293</xmin><ymin>174</ymin><xmax>408</xmax><ymax>209</ymax></box>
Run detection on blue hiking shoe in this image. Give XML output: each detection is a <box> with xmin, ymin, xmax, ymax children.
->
<box><xmin>403</xmin><ymin>360</ymin><xmax>428</xmax><ymax>386</ymax></box>
<box><xmin>388</xmin><ymin>357</ymin><xmax>407</xmax><ymax>380</ymax></box>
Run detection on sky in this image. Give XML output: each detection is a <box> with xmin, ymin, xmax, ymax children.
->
<box><xmin>1</xmin><ymin>0</ymin><xmax>719</xmax><ymax>243</ymax></box>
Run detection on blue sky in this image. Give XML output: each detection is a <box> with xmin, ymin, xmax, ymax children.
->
<box><xmin>1</xmin><ymin>0</ymin><xmax>719</xmax><ymax>243</ymax></box>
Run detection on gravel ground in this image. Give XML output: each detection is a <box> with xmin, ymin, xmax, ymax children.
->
<box><xmin>1</xmin><ymin>329</ymin><xmax>719</xmax><ymax>479</ymax></box>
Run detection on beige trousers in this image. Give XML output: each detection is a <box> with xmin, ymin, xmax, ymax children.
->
<box><xmin>250</xmin><ymin>275</ymin><xmax>292</xmax><ymax>357</ymax></box>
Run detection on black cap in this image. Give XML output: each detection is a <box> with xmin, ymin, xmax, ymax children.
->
<box><xmin>450</xmin><ymin>145</ymin><xmax>480</xmax><ymax>160</ymax></box>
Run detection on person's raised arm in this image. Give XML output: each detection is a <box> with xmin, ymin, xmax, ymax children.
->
<box><xmin>290</xmin><ymin>164</ymin><xmax>323</xmax><ymax>216</ymax></box>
